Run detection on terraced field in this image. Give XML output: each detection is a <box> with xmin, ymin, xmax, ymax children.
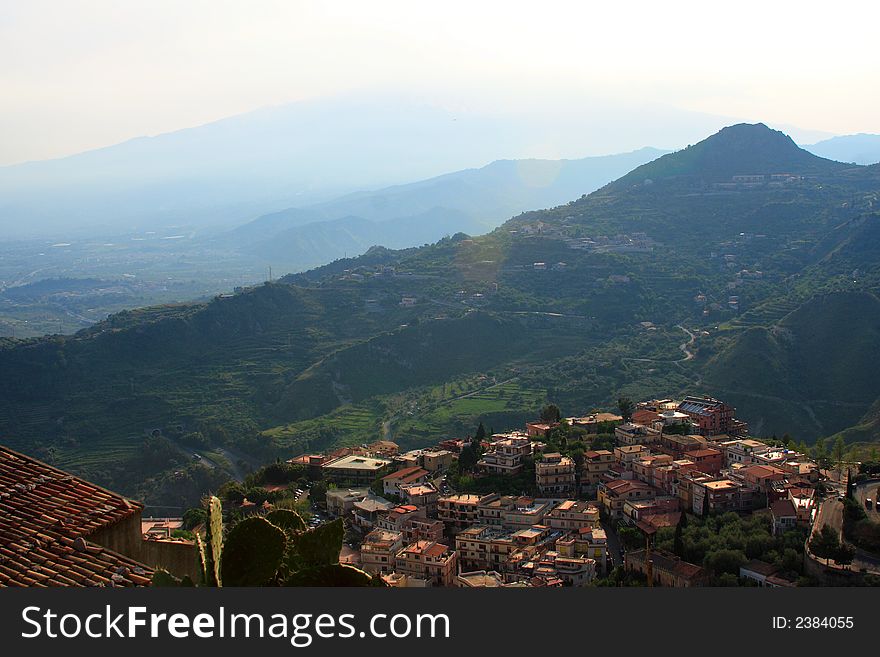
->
<box><xmin>262</xmin><ymin>401</ymin><xmax>386</xmax><ymax>452</ymax></box>
<box><xmin>724</xmin><ymin>297</ymin><xmax>801</xmax><ymax>329</ymax></box>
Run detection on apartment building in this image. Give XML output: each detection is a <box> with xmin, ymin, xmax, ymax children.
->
<box><xmin>615</xmin><ymin>423</ymin><xmax>661</xmax><ymax>446</ymax></box>
<box><xmin>683</xmin><ymin>448</ymin><xmax>723</xmax><ymax>474</ymax></box>
<box><xmin>455</xmin><ymin>526</ymin><xmax>518</xmax><ymax>571</ymax></box>
<box><xmin>677</xmin><ymin>396</ymin><xmax>735</xmax><ymax>436</ymax></box>
<box><xmin>325</xmin><ymin>487</ymin><xmax>369</xmax><ymax>517</ymax></box>
<box><xmin>395</xmin><ymin>540</ymin><xmax>458</xmax><ymax>587</ymax></box>
<box><xmin>632</xmin><ymin>454</ymin><xmax>674</xmax><ymax>484</ymax></box>
<box><xmin>526</xmin><ymin>422</ymin><xmax>556</xmax><ymax>439</ymax></box>
<box><xmin>359</xmin><ymin>529</ymin><xmax>405</xmax><ymax>575</ymax></box>
<box><xmin>377</xmin><ymin>504</ymin><xmax>425</xmax><ymax>532</ymax></box>
<box><xmin>614</xmin><ymin>444</ymin><xmax>650</xmax><ymax>470</ymax></box>
<box><xmin>621</xmin><ymin>496</ymin><xmax>681</xmax><ymax>527</ymax></box>
<box><xmin>536</xmin><ymin>452</ymin><xmax>576</xmax><ymax>496</ymax></box>
<box><xmin>438</xmin><ymin>493</ymin><xmax>490</xmax><ymax>528</ymax></box>
<box><xmin>382</xmin><ymin>466</ymin><xmax>430</xmax><ymax>497</ymax></box>
<box><xmin>401</xmin><ymin>516</ymin><xmax>445</xmax><ymax>543</ymax></box>
<box><xmin>400</xmin><ymin>482</ymin><xmax>439</xmax><ymax>516</ymax></box>
<box><xmin>533</xmin><ymin>552</ymin><xmax>596</xmax><ymax>587</ymax></box>
<box><xmin>544</xmin><ymin>500</ymin><xmax>600</xmax><ymax>532</ymax></box>
<box><xmin>322</xmin><ymin>454</ymin><xmax>392</xmax><ymax>486</ymax></box>
<box><xmin>568</xmin><ymin>412</ymin><xmax>623</xmax><ymax>433</ymax></box>
<box><xmin>651</xmin><ymin>459</ymin><xmax>698</xmax><ymax>495</ymax></box>
<box><xmin>736</xmin><ymin>464</ymin><xmax>787</xmax><ymax>492</ymax></box>
<box><xmin>396</xmin><ymin>448</ymin><xmax>456</xmax><ymax>472</ymax></box>
<box><xmin>691</xmin><ymin>478</ymin><xmax>760</xmax><ymax>515</ymax></box>
<box><xmin>477</xmin><ymin>434</ymin><xmax>532</xmax><ymax>475</ymax></box>
<box><xmin>598</xmin><ymin>479</ymin><xmax>658</xmax><ymax>519</ymax></box>
<box><xmin>770</xmin><ymin>499</ymin><xmax>798</xmax><ymax>536</ymax></box>
<box><xmin>497</xmin><ymin>497</ymin><xmax>553</xmax><ymax>530</ymax></box>
<box><xmin>555</xmin><ymin>526</ymin><xmax>608</xmax><ymax>574</ymax></box>
<box><xmin>721</xmin><ymin>439</ymin><xmax>771</xmax><ymax>466</ymax></box>
<box><xmin>581</xmin><ymin>450</ymin><xmax>614</xmax><ymax>489</ymax></box>
<box><xmin>351</xmin><ymin>495</ymin><xmax>396</xmax><ymax>531</ymax></box>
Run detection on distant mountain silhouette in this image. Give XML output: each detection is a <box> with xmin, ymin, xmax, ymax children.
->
<box><xmin>0</xmin><ymin>92</ymin><xmax>746</xmax><ymax>238</ymax></box>
<box><xmin>804</xmin><ymin>133</ymin><xmax>880</xmax><ymax>165</ymax></box>
<box><xmin>228</xmin><ymin>148</ymin><xmax>667</xmax><ymax>270</ymax></box>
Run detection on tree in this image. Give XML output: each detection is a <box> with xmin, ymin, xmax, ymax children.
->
<box><xmin>833</xmin><ymin>435</ymin><xmax>846</xmax><ymax>475</ymax></box>
<box><xmin>540</xmin><ymin>404</ymin><xmax>561</xmax><ymax>424</ymax></box>
<box><xmin>474</xmin><ymin>422</ymin><xmax>487</xmax><ymax>442</ymax></box>
<box><xmin>182</xmin><ymin>507</ymin><xmax>208</xmax><ymax>530</ymax></box>
<box><xmin>458</xmin><ymin>445</ymin><xmax>477</xmax><ymax>472</ymax></box>
<box><xmin>618</xmin><ymin>526</ymin><xmax>644</xmax><ymax>551</ymax></box>
<box><xmin>673</xmin><ymin>520</ymin><xmax>684</xmax><ymax>557</ymax></box>
<box><xmin>617</xmin><ymin>397</ymin><xmax>636</xmax><ymax>423</ymax></box>
<box><xmin>309</xmin><ymin>482</ymin><xmax>328</xmax><ymax>506</ymax></box>
<box><xmin>703</xmin><ymin>549</ymin><xmax>747</xmax><ymax>577</ymax></box>
<box><xmin>813</xmin><ymin>438</ymin><xmax>828</xmax><ymax>468</ymax></box>
<box><xmin>809</xmin><ymin>525</ymin><xmax>840</xmax><ymax>564</ymax></box>
<box><xmin>834</xmin><ymin>542</ymin><xmax>856</xmax><ymax>568</ymax></box>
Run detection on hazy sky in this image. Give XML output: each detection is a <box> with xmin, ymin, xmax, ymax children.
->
<box><xmin>1</xmin><ymin>0</ymin><xmax>878</xmax><ymax>166</ymax></box>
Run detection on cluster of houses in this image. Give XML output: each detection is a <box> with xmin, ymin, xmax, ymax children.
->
<box><xmin>0</xmin><ymin>391</ymin><xmax>828</xmax><ymax>588</ymax></box>
<box><xmin>296</xmin><ymin>395</ymin><xmax>822</xmax><ymax>587</ymax></box>
<box><xmin>296</xmin><ymin>438</ymin><xmax>609</xmax><ymax>587</ymax></box>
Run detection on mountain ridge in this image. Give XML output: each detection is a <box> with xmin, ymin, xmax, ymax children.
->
<box><xmin>609</xmin><ymin>123</ymin><xmax>852</xmax><ymax>190</ymax></box>
<box><xmin>3</xmin><ymin>122</ymin><xmax>880</xmax><ymax>505</ymax></box>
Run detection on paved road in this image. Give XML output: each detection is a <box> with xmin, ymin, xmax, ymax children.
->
<box><xmin>813</xmin><ymin>496</ymin><xmax>843</xmax><ymax>538</ymax></box>
<box><xmin>813</xmin><ymin>490</ymin><xmax>880</xmax><ymax>574</ymax></box>
<box><xmin>677</xmin><ymin>324</ymin><xmax>696</xmax><ymax>361</ymax></box>
<box><xmin>854</xmin><ymin>480</ymin><xmax>880</xmax><ymax>519</ymax></box>
<box><xmin>600</xmin><ymin>519</ymin><xmax>623</xmax><ymax>571</ymax></box>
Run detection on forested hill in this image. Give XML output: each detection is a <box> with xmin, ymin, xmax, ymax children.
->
<box><xmin>2</xmin><ymin>122</ymin><xmax>879</xmax><ymax>507</ymax></box>
<box><xmin>608</xmin><ymin>122</ymin><xmax>849</xmax><ymax>189</ymax></box>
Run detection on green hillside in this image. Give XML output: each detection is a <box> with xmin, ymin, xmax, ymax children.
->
<box><xmin>610</xmin><ymin>123</ymin><xmax>848</xmax><ymax>189</ymax></box>
<box><xmin>2</xmin><ymin>122</ymin><xmax>880</xmax><ymax>506</ymax></box>
<box><xmin>703</xmin><ymin>291</ymin><xmax>880</xmax><ymax>439</ymax></box>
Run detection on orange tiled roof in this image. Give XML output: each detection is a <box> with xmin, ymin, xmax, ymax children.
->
<box><xmin>0</xmin><ymin>445</ymin><xmax>152</xmax><ymax>587</ymax></box>
<box><xmin>383</xmin><ymin>466</ymin><xmax>429</xmax><ymax>481</ymax></box>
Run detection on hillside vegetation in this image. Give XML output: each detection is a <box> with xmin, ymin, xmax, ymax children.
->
<box><xmin>2</xmin><ymin>123</ymin><xmax>880</xmax><ymax>505</ymax></box>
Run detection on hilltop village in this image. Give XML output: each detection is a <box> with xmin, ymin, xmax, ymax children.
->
<box><xmin>2</xmin><ymin>393</ymin><xmax>879</xmax><ymax>588</ymax></box>
<box><xmin>278</xmin><ymin>394</ymin><xmax>867</xmax><ymax>587</ymax></box>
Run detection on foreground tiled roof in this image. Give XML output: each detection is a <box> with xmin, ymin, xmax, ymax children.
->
<box><xmin>0</xmin><ymin>445</ymin><xmax>152</xmax><ymax>587</ymax></box>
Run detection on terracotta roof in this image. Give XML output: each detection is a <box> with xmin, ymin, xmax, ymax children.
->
<box><xmin>637</xmin><ymin>512</ymin><xmax>682</xmax><ymax>532</ymax></box>
<box><xmin>770</xmin><ymin>499</ymin><xmax>797</xmax><ymax>518</ymax></box>
<box><xmin>383</xmin><ymin>466</ymin><xmax>429</xmax><ymax>482</ymax></box>
<box><xmin>741</xmin><ymin>464</ymin><xmax>786</xmax><ymax>478</ymax></box>
<box><xmin>0</xmin><ymin>445</ymin><xmax>152</xmax><ymax>587</ymax></box>
<box><xmin>684</xmin><ymin>448</ymin><xmax>721</xmax><ymax>458</ymax></box>
<box><xmin>604</xmin><ymin>479</ymin><xmax>655</xmax><ymax>495</ymax></box>
<box><xmin>403</xmin><ymin>540</ymin><xmax>451</xmax><ymax>559</ymax></box>
<box><xmin>741</xmin><ymin>559</ymin><xmax>778</xmax><ymax>577</ymax></box>
<box><xmin>632</xmin><ymin>409</ymin><xmax>661</xmax><ymax>425</ymax></box>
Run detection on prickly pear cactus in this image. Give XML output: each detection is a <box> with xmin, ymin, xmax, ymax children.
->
<box><xmin>220</xmin><ymin>516</ymin><xmax>286</xmax><ymax>586</ymax></box>
<box><xmin>283</xmin><ymin>563</ymin><xmax>381</xmax><ymax>587</ymax></box>
<box><xmin>196</xmin><ymin>533</ymin><xmax>209</xmax><ymax>585</ymax></box>
<box><xmin>151</xmin><ymin>568</ymin><xmax>180</xmax><ymax>587</ymax></box>
<box><xmin>287</xmin><ymin>518</ymin><xmax>344</xmax><ymax>569</ymax></box>
<box><xmin>265</xmin><ymin>508</ymin><xmax>307</xmax><ymax>532</ymax></box>
<box><xmin>204</xmin><ymin>495</ymin><xmax>224</xmax><ymax>586</ymax></box>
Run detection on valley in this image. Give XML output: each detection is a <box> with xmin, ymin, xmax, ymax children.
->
<box><xmin>1</xmin><ymin>123</ymin><xmax>879</xmax><ymax>510</ymax></box>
